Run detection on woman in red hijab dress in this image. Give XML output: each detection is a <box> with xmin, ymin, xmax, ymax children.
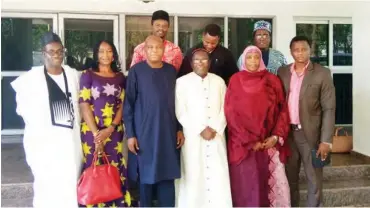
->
<box><xmin>225</xmin><ymin>45</ymin><xmax>291</xmax><ymax>207</ymax></box>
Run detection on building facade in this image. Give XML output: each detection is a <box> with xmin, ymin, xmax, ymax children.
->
<box><xmin>1</xmin><ymin>0</ymin><xmax>370</xmax><ymax>156</ymax></box>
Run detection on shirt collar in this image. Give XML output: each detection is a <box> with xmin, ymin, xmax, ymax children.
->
<box><xmin>191</xmin><ymin>72</ymin><xmax>209</xmax><ymax>81</ymax></box>
<box><xmin>290</xmin><ymin>61</ymin><xmax>310</xmax><ymax>74</ymax></box>
<box><xmin>163</xmin><ymin>39</ymin><xmax>168</xmax><ymax>47</ymax></box>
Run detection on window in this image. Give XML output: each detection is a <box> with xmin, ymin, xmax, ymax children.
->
<box><xmin>295</xmin><ymin>20</ymin><xmax>352</xmax><ymax>68</ymax></box>
<box><xmin>1</xmin><ymin>77</ymin><xmax>24</xmax><ymax>130</ymax></box>
<box><xmin>333</xmin><ymin>24</ymin><xmax>352</xmax><ymax>66</ymax></box>
<box><xmin>295</xmin><ymin>18</ymin><xmax>352</xmax><ymax>125</ymax></box>
<box><xmin>178</xmin><ymin>17</ymin><xmax>224</xmax><ymax>54</ymax></box>
<box><xmin>228</xmin><ymin>18</ymin><xmax>273</xmax><ymax>59</ymax></box>
<box><xmin>1</xmin><ymin>17</ymin><xmax>54</xmax><ymax>131</ymax></box>
<box><xmin>1</xmin><ymin>18</ymin><xmax>53</xmax><ymax>71</ymax></box>
<box><xmin>125</xmin><ymin>16</ymin><xmax>174</xmax><ymax>70</ymax></box>
<box><xmin>63</xmin><ymin>19</ymin><xmax>114</xmax><ymax>71</ymax></box>
<box><xmin>296</xmin><ymin>24</ymin><xmax>329</xmax><ymax>66</ymax></box>
<box><xmin>333</xmin><ymin>74</ymin><xmax>352</xmax><ymax>125</ymax></box>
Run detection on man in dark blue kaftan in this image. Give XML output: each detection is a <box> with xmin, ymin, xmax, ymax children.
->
<box><xmin>123</xmin><ymin>35</ymin><xmax>184</xmax><ymax>207</ymax></box>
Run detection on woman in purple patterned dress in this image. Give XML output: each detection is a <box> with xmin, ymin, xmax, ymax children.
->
<box><xmin>79</xmin><ymin>40</ymin><xmax>133</xmax><ymax>207</ymax></box>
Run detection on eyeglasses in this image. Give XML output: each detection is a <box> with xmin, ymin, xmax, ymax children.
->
<box><xmin>255</xmin><ymin>34</ymin><xmax>270</xmax><ymax>39</ymax></box>
<box><xmin>193</xmin><ymin>59</ymin><xmax>209</xmax><ymax>64</ymax></box>
<box><xmin>44</xmin><ymin>48</ymin><xmax>66</xmax><ymax>56</ymax></box>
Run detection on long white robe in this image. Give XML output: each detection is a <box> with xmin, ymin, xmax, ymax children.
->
<box><xmin>175</xmin><ymin>72</ymin><xmax>232</xmax><ymax>208</ymax></box>
<box><xmin>11</xmin><ymin>65</ymin><xmax>83</xmax><ymax>208</ymax></box>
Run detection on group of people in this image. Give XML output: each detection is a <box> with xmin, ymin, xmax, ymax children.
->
<box><xmin>12</xmin><ymin>9</ymin><xmax>336</xmax><ymax>208</ymax></box>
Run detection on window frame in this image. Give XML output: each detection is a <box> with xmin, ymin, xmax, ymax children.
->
<box><xmin>121</xmin><ymin>14</ymin><xmax>276</xmax><ymax>74</ymax></box>
<box><xmin>227</xmin><ymin>17</ymin><xmax>275</xmax><ymax>59</ymax></box>
<box><xmin>122</xmin><ymin>14</ymin><xmax>176</xmax><ymax>75</ymax></box>
<box><xmin>58</xmin><ymin>13</ymin><xmax>119</xmax><ymax>72</ymax></box>
<box><xmin>295</xmin><ymin>17</ymin><xmax>353</xmax><ymax>126</ymax></box>
<box><xmin>294</xmin><ymin>17</ymin><xmax>352</xmax><ymax>74</ymax></box>
<box><xmin>1</xmin><ymin>12</ymin><xmax>58</xmax><ymax>135</ymax></box>
<box><xmin>177</xmin><ymin>15</ymin><xmax>226</xmax><ymax>54</ymax></box>
<box><xmin>1</xmin><ymin>12</ymin><xmax>58</xmax><ymax>76</ymax></box>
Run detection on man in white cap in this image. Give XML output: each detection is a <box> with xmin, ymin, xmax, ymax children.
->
<box><xmin>11</xmin><ymin>32</ymin><xmax>83</xmax><ymax>208</ymax></box>
<box><xmin>237</xmin><ymin>20</ymin><xmax>287</xmax><ymax>75</ymax></box>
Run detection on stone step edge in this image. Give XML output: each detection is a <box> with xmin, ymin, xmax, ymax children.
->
<box><xmin>2</xmin><ymin>164</ymin><xmax>368</xmax><ymax>185</ymax></box>
<box><xmin>342</xmin><ymin>204</ymin><xmax>370</xmax><ymax>207</ymax></box>
<box><xmin>1</xmin><ymin>200</ymin><xmax>33</xmax><ymax>208</ymax></box>
<box><xmin>299</xmin><ymin>188</ymin><xmax>370</xmax><ymax>207</ymax></box>
<box><xmin>3</xmin><ymin>181</ymin><xmax>370</xmax><ymax>192</ymax></box>
<box><xmin>299</xmin><ymin>164</ymin><xmax>370</xmax><ymax>182</ymax></box>
<box><xmin>1</xmin><ymin>182</ymin><xmax>33</xmax><ymax>200</ymax></box>
<box><xmin>300</xmin><ymin>163</ymin><xmax>370</xmax><ymax>170</ymax></box>
<box><xmin>1</xmin><ymin>182</ymin><xmax>33</xmax><ymax>187</ymax></box>
<box><xmin>300</xmin><ymin>185</ymin><xmax>370</xmax><ymax>193</ymax></box>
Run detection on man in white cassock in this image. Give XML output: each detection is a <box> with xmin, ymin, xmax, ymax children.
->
<box><xmin>175</xmin><ymin>48</ymin><xmax>232</xmax><ymax>208</ymax></box>
<box><xmin>11</xmin><ymin>32</ymin><xmax>83</xmax><ymax>208</ymax></box>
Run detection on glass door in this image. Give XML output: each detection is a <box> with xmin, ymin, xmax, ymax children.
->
<box><xmin>58</xmin><ymin>14</ymin><xmax>119</xmax><ymax>71</ymax></box>
<box><xmin>1</xmin><ymin>12</ymin><xmax>58</xmax><ymax>138</ymax></box>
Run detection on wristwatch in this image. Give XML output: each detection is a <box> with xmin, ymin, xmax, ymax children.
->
<box><xmin>110</xmin><ymin>123</ymin><xmax>118</xmax><ymax>131</ymax></box>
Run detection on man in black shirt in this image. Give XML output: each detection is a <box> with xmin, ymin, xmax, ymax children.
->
<box><xmin>178</xmin><ymin>24</ymin><xmax>239</xmax><ymax>85</ymax></box>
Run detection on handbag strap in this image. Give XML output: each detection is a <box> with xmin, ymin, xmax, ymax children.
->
<box><xmin>334</xmin><ymin>127</ymin><xmax>349</xmax><ymax>136</ymax></box>
<box><xmin>92</xmin><ymin>152</ymin><xmax>110</xmax><ymax>167</ymax></box>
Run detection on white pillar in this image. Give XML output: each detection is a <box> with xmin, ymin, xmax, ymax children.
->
<box><xmin>352</xmin><ymin>2</ymin><xmax>370</xmax><ymax>156</ymax></box>
<box><xmin>274</xmin><ymin>14</ymin><xmax>295</xmax><ymax>64</ymax></box>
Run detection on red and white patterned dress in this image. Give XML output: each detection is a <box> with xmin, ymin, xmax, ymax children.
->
<box><xmin>267</xmin><ymin>146</ymin><xmax>291</xmax><ymax>207</ymax></box>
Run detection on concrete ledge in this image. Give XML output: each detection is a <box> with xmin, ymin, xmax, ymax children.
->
<box><xmin>300</xmin><ymin>178</ymin><xmax>370</xmax><ymax>207</ymax></box>
<box><xmin>299</xmin><ymin>164</ymin><xmax>370</xmax><ymax>182</ymax></box>
<box><xmin>1</xmin><ymin>197</ymin><xmax>33</xmax><ymax>207</ymax></box>
<box><xmin>1</xmin><ymin>183</ymin><xmax>33</xmax><ymax>200</ymax></box>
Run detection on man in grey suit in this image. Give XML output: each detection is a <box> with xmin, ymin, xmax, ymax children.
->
<box><xmin>277</xmin><ymin>36</ymin><xmax>336</xmax><ymax>207</ymax></box>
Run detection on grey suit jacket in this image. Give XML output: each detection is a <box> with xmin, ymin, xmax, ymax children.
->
<box><xmin>277</xmin><ymin>62</ymin><xmax>336</xmax><ymax>148</ymax></box>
